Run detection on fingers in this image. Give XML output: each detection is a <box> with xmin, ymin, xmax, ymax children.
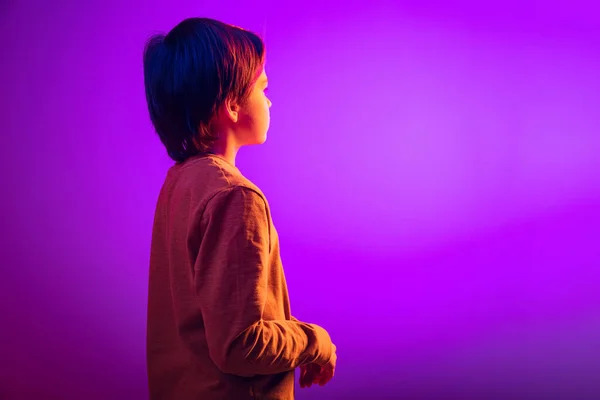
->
<box><xmin>299</xmin><ymin>363</ymin><xmax>337</xmax><ymax>388</ymax></box>
<box><xmin>299</xmin><ymin>364</ymin><xmax>321</xmax><ymax>388</ymax></box>
<box><xmin>301</xmin><ymin>347</ymin><xmax>337</xmax><ymax>388</ymax></box>
<box><xmin>300</xmin><ymin>366</ymin><xmax>312</xmax><ymax>388</ymax></box>
<box><xmin>317</xmin><ymin>368</ymin><xmax>333</xmax><ymax>386</ymax></box>
<box><xmin>300</xmin><ymin>365</ymin><xmax>314</xmax><ymax>388</ymax></box>
<box><xmin>299</xmin><ymin>366</ymin><xmax>306</xmax><ymax>388</ymax></box>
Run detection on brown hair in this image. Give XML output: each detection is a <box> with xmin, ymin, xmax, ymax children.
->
<box><xmin>143</xmin><ymin>18</ymin><xmax>265</xmax><ymax>162</ymax></box>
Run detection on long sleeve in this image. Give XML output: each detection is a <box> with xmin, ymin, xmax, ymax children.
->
<box><xmin>194</xmin><ymin>186</ymin><xmax>333</xmax><ymax>377</ymax></box>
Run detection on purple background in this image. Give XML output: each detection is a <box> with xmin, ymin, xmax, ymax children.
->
<box><xmin>2</xmin><ymin>0</ymin><xmax>599</xmax><ymax>399</ymax></box>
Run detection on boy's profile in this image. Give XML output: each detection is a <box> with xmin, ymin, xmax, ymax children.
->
<box><xmin>143</xmin><ymin>17</ymin><xmax>336</xmax><ymax>399</ymax></box>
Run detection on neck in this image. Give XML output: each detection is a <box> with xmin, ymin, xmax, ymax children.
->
<box><xmin>209</xmin><ymin>138</ymin><xmax>239</xmax><ymax>167</ymax></box>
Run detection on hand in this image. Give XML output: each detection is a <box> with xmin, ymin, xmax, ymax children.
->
<box><xmin>299</xmin><ymin>345</ymin><xmax>337</xmax><ymax>388</ymax></box>
<box><xmin>315</xmin><ymin>348</ymin><xmax>336</xmax><ymax>386</ymax></box>
<box><xmin>299</xmin><ymin>363</ymin><xmax>321</xmax><ymax>388</ymax></box>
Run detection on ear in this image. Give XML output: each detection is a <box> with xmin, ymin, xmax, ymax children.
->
<box><xmin>224</xmin><ymin>96</ymin><xmax>240</xmax><ymax>123</ymax></box>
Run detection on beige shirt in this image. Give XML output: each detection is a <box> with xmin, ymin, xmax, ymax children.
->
<box><xmin>147</xmin><ymin>154</ymin><xmax>333</xmax><ymax>399</ymax></box>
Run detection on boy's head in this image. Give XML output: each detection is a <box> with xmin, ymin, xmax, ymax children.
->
<box><xmin>143</xmin><ymin>18</ymin><xmax>271</xmax><ymax>163</ymax></box>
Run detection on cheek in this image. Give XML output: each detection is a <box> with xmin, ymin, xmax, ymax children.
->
<box><xmin>257</xmin><ymin>97</ymin><xmax>270</xmax><ymax>121</ymax></box>
<box><xmin>241</xmin><ymin>93</ymin><xmax>270</xmax><ymax>131</ymax></box>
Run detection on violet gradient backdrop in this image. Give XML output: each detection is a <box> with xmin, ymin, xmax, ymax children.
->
<box><xmin>1</xmin><ymin>0</ymin><xmax>599</xmax><ymax>399</ymax></box>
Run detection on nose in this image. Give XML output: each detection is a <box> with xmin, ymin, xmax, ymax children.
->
<box><xmin>267</xmin><ymin>98</ymin><xmax>272</xmax><ymax>108</ymax></box>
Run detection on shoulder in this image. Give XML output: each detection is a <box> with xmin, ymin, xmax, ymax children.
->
<box><xmin>170</xmin><ymin>154</ymin><xmax>267</xmax><ymax>201</ymax></box>
<box><xmin>205</xmin><ymin>185</ymin><xmax>268</xmax><ymax>218</ymax></box>
<box><xmin>174</xmin><ymin>155</ymin><xmax>270</xmax><ymax>218</ymax></box>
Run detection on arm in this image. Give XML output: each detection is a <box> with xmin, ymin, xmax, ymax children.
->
<box><xmin>195</xmin><ymin>186</ymin><xmax>333</xmax><ymax>377</ymax></box>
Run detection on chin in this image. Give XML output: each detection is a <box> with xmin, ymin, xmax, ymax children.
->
<box><xmin>253</xmin><ymin>133</ymin><xmax>268</xmax><ymax>145</ymax></box>
<box><xmin>242</xmin><ymin>130</ymin><xmax>268</xmax><ymax>146</ymax></box>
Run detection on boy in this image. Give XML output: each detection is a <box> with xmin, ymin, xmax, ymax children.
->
<box><xmin>143</xmin><ymin>17</ymin><xmax>337</xmax><ymax>399</ymax></box>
